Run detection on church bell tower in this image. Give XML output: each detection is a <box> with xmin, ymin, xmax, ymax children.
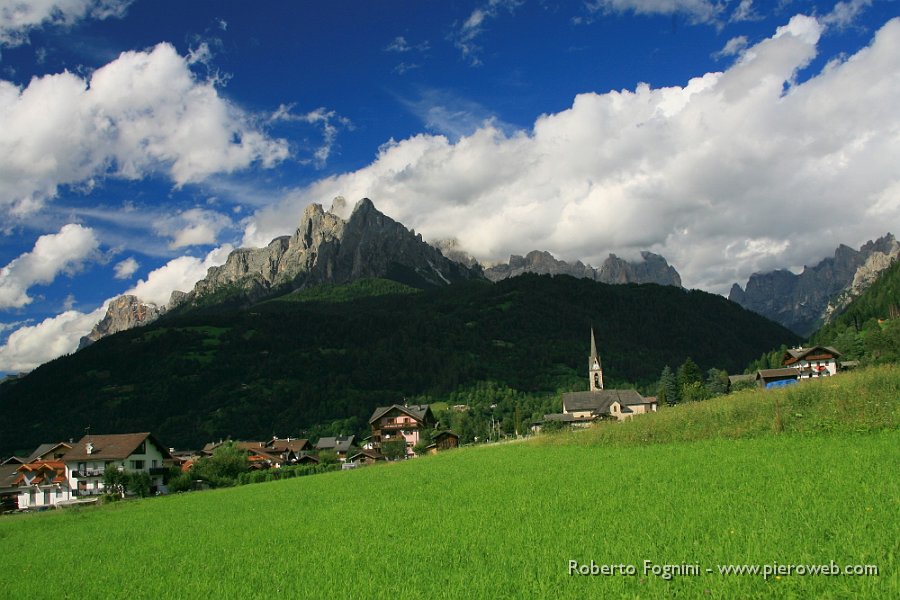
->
<box><xmin>589</xmin><ymin>328</ymin><xmax>604</xmax><ymax>391</ymax></box>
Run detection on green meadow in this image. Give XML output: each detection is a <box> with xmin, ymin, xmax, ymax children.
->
<box><xmin>1</xmin><ymin>366</ymin><xmax>897</xmax><ymax>599</ymax></box>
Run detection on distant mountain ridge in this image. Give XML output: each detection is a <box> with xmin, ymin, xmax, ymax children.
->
<box><xmin>483</xmin><ymin>250</ymin><xmax>682</xmax><ymax>287</ymax></box>
<box><xmin>729</xmin><ymin>234</ymin><xmax>898</xmax><ymax>336</ymax></box>
<box><xmin>81</xmin><ymin>201</ymin><xmax>682</xmax><ymax>347</ymax></box>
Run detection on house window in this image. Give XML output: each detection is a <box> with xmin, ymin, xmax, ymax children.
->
<box><xmin>130</xmin><ymin>460</ymin><xmax>145</xmax><ymax>470</ymax></box>
<box><xmin>136</xmin><ymin>441</ymin><xmax>146</xmax><ymax>454</ymax></box>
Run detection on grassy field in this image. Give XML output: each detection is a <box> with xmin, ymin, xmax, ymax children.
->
<box><xmin>1</xmin><ymin>366</ymin><xmax>897</xmax><ymax>599</ymax></box>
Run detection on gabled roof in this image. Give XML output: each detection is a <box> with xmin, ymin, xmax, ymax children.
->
<box><xmin>783</xmin><ymin>346</ymin><xmax>842</xmax><ymax>364</ymax></box>
<box><xmin>26</xmin><ymin>442</ymin><xmax>72</xmax><ymax>462</ymax></box>
<box><xmin>756</xmin><ymin>368</ymin><xmax>800</xmax><ymax>380</ymax></box>
<box><xmin>14</xmin><ymin>461</ymin><xmax>67</xmax><ymax>486</ymax></box>
<box><xmin>64</xmin><ymin>433</ymin><xmax>173</xmax><ymax>462</ymax></box>
<box><xmin>368</xmin><ymin>404</ymin><xmax>434</xmax><ymax>425</ymax></box>
<box><xmin>349</xmin><ymin>449</ymin><xmax>386</xmax><ymax>461</ymax></box>
<box><xmin>233</xmin><ymin>441</ymin><xmax>268</xmax><ymax>451</ymax></box>
<box><xmin>432</xmin><ymin>430</ymin><xmax>459</xmax><ymax>441</ymax></box>
<box><xmin>315</xmin><ymin>436</ymin><xmax>355</xmax><ymax>452</ymax></box>
<box><xmin>562</xmin><ymin>389</ymin><xmax>648</xmax><ymax>414</ymax></box>
<box><xmin>0</xmin><ymin>462</ymin><xmax>22</xmax><ymax>490</ymax></box>
<box><xmin>266</xmin><ymin>438</ymin><xmax>310</xmax><ymax>453</ymax></box>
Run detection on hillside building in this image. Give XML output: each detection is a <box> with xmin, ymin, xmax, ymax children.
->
<box><xmin>368</xmin><ymin>404</ymin><xmax>436</xmax><ymax>457</ymax></box>
<box><xmin>64</xmin><ymin>432</ymin><xmax>173</xmax><ymax>498</ymax></box>
<box><xmin>543</xmin><ymin>329</ymin><xmax>657</xmax><ymax>426</ymax></box>
<box><xmin>15</xmin><ymin>460</ymin><xmax>70</xmax><ymax>509</ymax></box>
<box><xmin>782</xmin><ymin>346</ymin><xmax>842</xmax><ymax>378</ymax></box>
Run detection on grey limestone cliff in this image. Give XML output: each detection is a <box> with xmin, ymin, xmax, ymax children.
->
<box><xmin>729</xmin><ymin>234</ymin><xmax>898</xmax><ymax>336</ymax></box>
<box><xmin>177</xmin><ymin>198</ymin><xmax>481</xmax><ymax>307</ymax></box>
<box><xmin>78</xmin><ymin>295</ymin><xmax>164</xmax><ymax>349</ymax></box>
<box><xmin>483</xmin><ymin>250</ymin><xmax>682</xmax><ymax>287</ymax></box>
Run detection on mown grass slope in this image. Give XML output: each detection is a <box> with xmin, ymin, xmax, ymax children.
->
<box><xmin>1</xmin><ymin>366</ymin><xmax>897</xmax><ymax>599</ymax></box>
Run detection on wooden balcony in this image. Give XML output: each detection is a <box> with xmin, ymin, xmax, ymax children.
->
<box><xmin>379</xmin><ymin>422</ymin><xmax>420</xmax><ymax>431</ymax></box>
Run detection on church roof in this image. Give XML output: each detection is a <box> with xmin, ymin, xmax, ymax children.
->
<box><xmin>562</xmin><ymin>389</ymin><xmax>648</xmax><ymax>414</ymax></box>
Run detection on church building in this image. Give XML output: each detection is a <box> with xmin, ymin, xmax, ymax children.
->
<box><xmin>543</xmin><ymin>329</ymin><xmax>657</xmax><ymax>426</ymax></box>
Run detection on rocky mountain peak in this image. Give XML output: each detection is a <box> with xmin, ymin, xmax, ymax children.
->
<box><xmin>729</xmin><ymin>233</ymin><xmax>897</xmax><ymax>336</ymax></box>
<box><xmin>176</xmin><ymin>198</ymin><xmax>480</xmax><ymax>307</ymax></box>
<box><xmin>78</xmin><ymin>295</ymin><xmax>163</xmax><ymax>349</ymax></box>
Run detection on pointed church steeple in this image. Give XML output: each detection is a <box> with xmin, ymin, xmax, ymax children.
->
<box><xmin>589</xmin><ymin>327</ymin><xmax>604</xmax><ymax>391</ymax></box>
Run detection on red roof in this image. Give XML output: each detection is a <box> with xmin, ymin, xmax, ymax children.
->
<box><xmin>14</xmin><ymin>460</ymin><xmax>66</xmax><ymax>486</ymax></box>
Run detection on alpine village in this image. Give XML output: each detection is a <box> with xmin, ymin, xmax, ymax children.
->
<box><xmin>2</xmin><ymin>200</ymin><xmax>897</xmax><ymax>512</ymax></box>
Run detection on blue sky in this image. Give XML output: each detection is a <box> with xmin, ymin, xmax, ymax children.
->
<box><xmin>1</xmin><ymin>0</ymin><xmax>899</xmax><ymax>373</ymax></box>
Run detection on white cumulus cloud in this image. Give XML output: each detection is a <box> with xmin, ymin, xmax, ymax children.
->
<box><xmin>244</xmin><ymin>15</ymin><xmax>900</xmax><ymax>296</ymax></box>
<box><xmin>0</xmin><ymin>306</ymin><xmax>105</xmax><ymax>372</ymax></box>
<box><xmin>113</xmin><ymin>256</ymin><xmax>139</xmax><ymax>279</ymax></box>
<box><xmin>0</xmin><ymin>0</ymin><xmax>133</xmax><ymax>47</ymax></box>
<box><xmin>154</xmin><ymin>208</ymin><xmax>233</xmax><ymax>249</ymax></box>
<box><xmin>0</xmin><ymin>42</ymin><xmax>289</xmax><ymax>215</ymax></box>
<box><xmin>0</xmin><ymin>244</ymin><xmax>232</xmax><ymax>372</ymax></box>
<box><xmin>0</xmin><ymin>223</ymin><xmax>99</xmax><ymax>309</ymax></box>
<box><xmin>123</xmin><ymin>244</ymin><xmax>232</xmax><ymax>306</ymax></box>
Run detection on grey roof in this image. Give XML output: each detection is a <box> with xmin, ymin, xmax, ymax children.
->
<box><xmin>0</xmin><ymin>462</ymin><xmax>21</xmax><ymax>490</ymax></box>
<box><xmin>756</xmin><ymin>368</ymin><xmax>799</xmax><ymax>379</ymax></box>
<box><xmin>26</xmin><ymin>442</ymin><xmax>71</xmax><ymax>462</ymax></box>
<box><xmin>368</xmin><ymin>404</ymin><xmax>433</xmax><ymax>425</ymax></box>
<box><xmin>315</xmin><ymin>435</ymin><xmax>355</xmax><ymax>452</ymax></box>
<box><xmin>562</xmin><ymin>389</ymin><xmax>648</xmax><ymax>414</ymax></box>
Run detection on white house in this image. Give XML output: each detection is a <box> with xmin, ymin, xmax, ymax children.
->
<box><xmin>64</xmin><ymin>433</ymin><xmax>173</xmax><ymax>498</ymax></box>
<box><xmin>14</xmin><ymin>460</ymin><xmax>71</xmax><ymax>509</ymax></box>
<box><xmin>782</xmin><ymin>346</ymin><xmax>842</xmax><ymax>379</ymax></box>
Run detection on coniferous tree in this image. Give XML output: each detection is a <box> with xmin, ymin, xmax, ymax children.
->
<box><xmin>676</xmin><ymin>358</ymin><xmax>703</xmax><ymax>395</ymax></box>
<box><xmin>657</xmin><ymin>365</ymin><xmax>678</xmax><ymax>405</ymax></box>
<box><xmin>705</xmin><ymin>368</ymin><xmax>729</xmax><ymax>397</ymax></box>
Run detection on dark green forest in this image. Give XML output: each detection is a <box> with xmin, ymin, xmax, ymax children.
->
<box><xmin>0</xmin><ymin>275</ymin><xmax>799</xmax><ymax>455</ymax></box>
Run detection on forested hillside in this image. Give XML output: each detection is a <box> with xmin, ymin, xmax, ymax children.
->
<box><xmin>810</xmin><ymin>259</ymin><xmax>900</xmax><ymax>364</ymax></box>
<box><xmin>0</xmin><ymin>275</ymin><xmax>799</xmax><ymax>454</ymax></box>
